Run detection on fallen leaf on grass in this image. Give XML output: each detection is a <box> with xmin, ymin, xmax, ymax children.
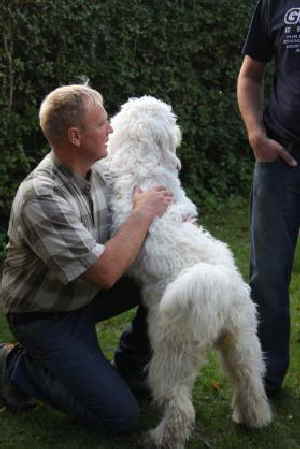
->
<box><xmin>211</xmin><ymin>381</ymin><xmax>221</xmax><ymax>391</ymax></box>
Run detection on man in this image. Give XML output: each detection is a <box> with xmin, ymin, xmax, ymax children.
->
<box><xmin>0</xmin><ymin>84</ymin><xmax>173</xmax><ymax>433</ymax></box>
<box><xmin>237</xmin><ymin>0</ymin><xmax>300</xmax><ymax>398</ymax></box>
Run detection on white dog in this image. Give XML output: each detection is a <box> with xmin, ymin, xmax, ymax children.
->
<box><xmin>98</xmin><ymin>96</ymin><xmax>272</xmax><ymax>449</ymax></box>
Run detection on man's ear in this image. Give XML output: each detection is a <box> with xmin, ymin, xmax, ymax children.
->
<box><xmin>67</xmin><ymin>127</ymin><xmax>81</xmax><ymax>147</ymax></box>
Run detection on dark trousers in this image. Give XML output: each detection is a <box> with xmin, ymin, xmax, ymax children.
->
<box><xmin>6</xmin><ymin>277</ymin><xmax>150</xmax><ymax>434</ymax></box>
<box><xmin>250</xmin><ymin>150</ymin><xmax>300</xmax><ymax>392</ymax></box>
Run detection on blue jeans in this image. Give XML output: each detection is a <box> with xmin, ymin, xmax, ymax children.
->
<box><xmin>6</xmin><ymin>277</ymin><xmax>150</xmax><ymax>434</ymax></box>
<box><xmin>250</xmin><ymin>150</ymin><xmax>300</xmax><ymax>392</ymax></box>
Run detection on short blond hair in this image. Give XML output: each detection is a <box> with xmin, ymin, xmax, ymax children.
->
<box><xmin>39</xmin><ymin>84</ymin><xmax>104</xmax><ymax>144</ymax></box>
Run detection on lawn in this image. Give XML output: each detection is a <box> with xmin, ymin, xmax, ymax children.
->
<box><xmin>0</xmin><ymin>196</ymin><xmax>300</xmax><ymax>449</ymax></box>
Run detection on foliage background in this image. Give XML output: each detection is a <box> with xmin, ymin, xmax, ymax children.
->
<box><xmin>1</xmin><ymin>0</ymin><xmax>256</xmax><ymax>227</ymax></box>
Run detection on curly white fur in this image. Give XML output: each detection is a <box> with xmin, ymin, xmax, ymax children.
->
<box><xmin>97</xmin><ymin>96</ymin><xmax>271</xmax><ymax>449</ymax></box>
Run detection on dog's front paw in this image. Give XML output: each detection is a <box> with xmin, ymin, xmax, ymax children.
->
<box><xmin>232</xmin><ymin>397</ymin><xmax>272</xmax><ymax>428</ymax></box>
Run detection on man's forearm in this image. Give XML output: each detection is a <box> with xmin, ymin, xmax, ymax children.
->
<box><xmin>83</xmin><ymin>209</ymin><xmax>153</xmax><ymax>288</ymax></box>
<box><xmin>237</xmin><ymin>75</ymin><xmax>265</xmax><ymax>141</ymax></box>
<box><xmin>237</xmin><ymin>56</ymin><xmax>266</xmax><ymax>143</ymax></box>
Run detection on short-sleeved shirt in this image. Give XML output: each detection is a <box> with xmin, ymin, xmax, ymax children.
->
<box><xmin>1</xmin><ymin>151</ymin><xmax>111</xmax><ymax>313</ymax></box>
<box><xmin>243</xmin><ymin>0</ymin><xmax>300</xmax><ymax>143</ymax></box>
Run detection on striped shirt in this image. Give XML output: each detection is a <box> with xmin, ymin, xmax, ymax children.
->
<box><xmin>1</xmin><ymin>151</ymin><xmax>111</xmax><ymax>313</ymax></box>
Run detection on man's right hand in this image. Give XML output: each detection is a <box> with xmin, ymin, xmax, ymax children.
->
<box><xmin>84</xmin><ymin>185</ymin><xmax>173</xmax><ymax>289</ymax></box>
<box><xmin>250</xmin><ymin>133</ymin><xmax>297</xmax><ymax>167</ymax></box>
<box><xmin>132</xmin><ymin>185</ymin><xmax>173</xmax><ymax>220</ymax></box>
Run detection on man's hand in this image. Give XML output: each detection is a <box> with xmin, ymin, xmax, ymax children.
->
<box><xmin>250</xmin><ymin>132</ymin><xmax>297</xmax><ymax>167</ymax></box>
<box><xmin>84</xmin><ymin>185</ymin><xmax>173</xmax><ymax>288</ymax></box>
<box><xmin>133</xmin><ymin>185</ymin><xmax>173</xmax><ymax>220</ymax></box>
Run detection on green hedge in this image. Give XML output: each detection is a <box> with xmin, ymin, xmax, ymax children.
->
<box><xmin>0</xmin><ymin>0</ymin><xmax>256</xmax><ymax>220</ymax></box>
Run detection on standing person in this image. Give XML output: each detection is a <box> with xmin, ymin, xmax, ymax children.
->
<box><xmin>0</xmin><ymin>83</ymin><xmax>173</xmax><ymax>433</ymax></box>
<box><xmin>237</xmin><ymin>0</ymin><xmax>300</xmax><ymax>398</ymax></box>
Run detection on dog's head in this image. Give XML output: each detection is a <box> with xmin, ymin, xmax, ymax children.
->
<box><xmin>106</xmin><ymin>96</ymin><xmax>182</xmax><ymax>175</ymax></box>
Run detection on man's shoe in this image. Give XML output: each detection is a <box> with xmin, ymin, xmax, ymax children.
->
<box><xmin>0</xmin><ymin>343</ymin><xmax>36</xmax><ymax>412</ymax></box>
<box><xmin>266</xmin><ymin>387</ymin><xmax>282</xmax><ymax>399</ymax></box>
<box><xmin>265</xmin><ymin>380</ymin><xmax>282</xmax><ymax>399</ymax></box>
<box><xmin>111</xmin><ymin>360</ymin><xmax>152</xmax><ymax>399</ymax></box>
<box><xmin>125</xmin><ymin>375</ymin><xmax>152</xmax><ymax>398</ymax></box>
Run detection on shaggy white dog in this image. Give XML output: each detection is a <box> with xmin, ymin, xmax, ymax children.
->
<box><xmin>98</xmin><ymin>96</ymin><xmax>272</xmax><ymax>449</ymax></box>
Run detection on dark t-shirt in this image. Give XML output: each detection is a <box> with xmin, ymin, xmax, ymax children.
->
<box><xmin>243</xmin><ymin>0</ymin><xmax>300</xmax><ymax>143</ymax></box>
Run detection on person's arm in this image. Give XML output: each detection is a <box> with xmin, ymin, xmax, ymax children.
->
<box><xmin>83</xmin><ymin>186</ymin><xmax>173</xmax><ymax>288</ymax></box>
<box><xmin>237</xmin><ymin>55</ymin><xmax>297</xmax><ymax>166</ymax></box>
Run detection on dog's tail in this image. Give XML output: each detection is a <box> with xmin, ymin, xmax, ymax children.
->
<box><xmin>159</xmin><ymin>262</ymin><xmax>252</xmax><ymax>344</ymax></box>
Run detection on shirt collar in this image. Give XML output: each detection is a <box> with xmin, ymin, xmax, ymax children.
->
<box><xmin>51</xmin><ymin>151</ymin><xmax>93</xmax><ymax>193</ymax></box>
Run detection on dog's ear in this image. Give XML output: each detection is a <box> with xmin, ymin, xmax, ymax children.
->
<box><xmin>127</xmin><ymin>119</ymin><xmax>181</xmax><ymax>171</ymax></box>
<box><xmin>150</xmin><ymin>121</ymin><xmax>182</xmax><ymax>171</ymax></box>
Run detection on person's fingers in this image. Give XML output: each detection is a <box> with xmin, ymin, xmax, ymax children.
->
<box><xmin>161</xmin><ymin>190</ymin><xmax>174</xmax><ymax>200</ymax></box>
<box><xmin>152</xmin><ymin>185</ymin><xmax>167</xmax><ymax>192</ymax></box>
<box><xmin>279</xmin><ymin>149</ymin><xmax>298</xmax><ymax>167</ymax></box>
<box><xmin>133</xmin><ymin>185</ymin><xmax>143</xmax><ymax>194</ymax></box>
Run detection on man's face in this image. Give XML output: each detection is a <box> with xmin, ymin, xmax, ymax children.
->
<box><xmin>79</xmin><ymin>103</ymin><xmax>113</xmax><ymax>163</ymax></box>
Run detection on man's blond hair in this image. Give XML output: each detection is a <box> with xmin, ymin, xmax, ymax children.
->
<box><xmin>39</xmin><ymin>84</ymin><xmax>103</xmax><ymax>145</ymax></box>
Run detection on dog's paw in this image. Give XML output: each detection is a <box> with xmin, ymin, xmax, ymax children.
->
<box><xmin>232</xmin><ymin>398</ymin><xmax>272</xmax><ymax>428</ymax></box>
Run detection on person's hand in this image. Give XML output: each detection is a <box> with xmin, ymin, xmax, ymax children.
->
<box><xmin>250</xmin><ymin>132</ymin><xmax>297</xmax><ymax>167</ymax></box>
<box><xmin>183</xmin><ymin>214</ymin><xmax>198</xmax><ymax>224</ymax></box>
<box><xmin>132</xmin><ymin>185</ymin><xmax>173</xmax><ymax>220</ymax></box>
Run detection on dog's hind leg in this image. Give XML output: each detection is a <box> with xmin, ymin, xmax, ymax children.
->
<box><xmin>146</xmin><ymin>309</ymin><xmax>204</xmax><ymax>449</ymax></box>
<box><xmin>147</xmin><ymin>386</ymin><xmax>195</xmax><ymax>449</ymax></box>
<box><xmin>146</xmin><ymin>263</ymin><xmax>237</xmax><ymax>448</ymax></box>
<box><xmin>217</xmin><ymin>299</ymin><xmax>272</xmax><ymax>428</ymax></box>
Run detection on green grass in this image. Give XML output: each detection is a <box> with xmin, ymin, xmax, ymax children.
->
<box><xmin>1</xmin><ymin>195</ymin><xmax>300</xmax><ymax>449</ymax></box>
